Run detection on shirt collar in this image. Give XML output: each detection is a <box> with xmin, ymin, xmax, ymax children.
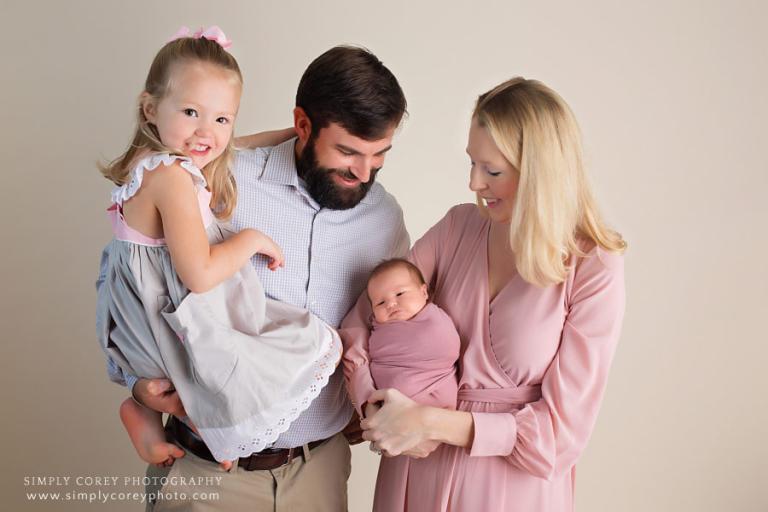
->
<box><xmin>260</xmin><ymin>136</ymin><xmax>376</xmax><ymax>206</ymax></box>
<box><xmin>261</xmin><ymin>137</ymin><xmax>302</xmax><ymax>188</ymax></box>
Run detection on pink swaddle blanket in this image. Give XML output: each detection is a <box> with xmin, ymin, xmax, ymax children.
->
<box><xmin>369</xmin><ymin>303</ymin><xmax>461</xmax><ymax>409</ymax></box>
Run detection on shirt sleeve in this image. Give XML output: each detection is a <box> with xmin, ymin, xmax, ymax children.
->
<box><xmin>389</xmin><ymin>208</ymin><xmax>410</xmax><ymax>259</ymax></box>
<box><xmin>96</xmin><ymin>245</ymin><xmax>138</xmax><ymax>392</ymax></box>
<box><xmin>469</xmin><ymin>248</ymin><xmax>626</xmax><ymax>481</ymax></box>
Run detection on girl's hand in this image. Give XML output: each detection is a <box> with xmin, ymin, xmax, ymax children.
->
<box><xmin>240</xmin><ymin>229</ymin><xmax>285</xmax><ymax>271</ymax></box>
<box><xmin>360</xmin><ymin>388</ymin><xmax>436</xmax><ymax>457</ymax></box>
<box><xmin>256</xmin><ymin>232</ymin><xmax>285</xmax><ymax>271</ymax></box>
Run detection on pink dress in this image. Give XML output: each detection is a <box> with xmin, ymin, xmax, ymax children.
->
<box><xmin>341</xmin><ymin>204</ymin><xmax>625</xmax><ymax>511</ymax></box>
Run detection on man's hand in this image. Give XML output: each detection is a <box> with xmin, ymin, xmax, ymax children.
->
<box><xmin>341</xmin><ymin>411</ymin><xmax>365</xmax><ymax>445</ymax></box>
<box><xmin>132</xmin><ymin>378</ymin><xmax>186</xmax><ymax>417</ymax></box>
<box><xmin>364</xmin><ymin>401</ymin><xmax>381</xmax><ymax>419</ymax></box>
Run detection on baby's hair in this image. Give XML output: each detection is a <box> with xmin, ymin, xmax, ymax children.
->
<box><xmin>367</xmin><ymin>258</ymin><xmax>427</xmax><ymax>292</ymax></box>
<box><xmin>99</xmin><ymin>36</ymin><xmax>243</xmax><ymax>219</ymax></box>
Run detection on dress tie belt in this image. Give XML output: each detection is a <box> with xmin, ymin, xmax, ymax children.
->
<box><xmin>457</xmin><ymin>385</ymin><xmax>542</xmax><ymax>405</ymax></box>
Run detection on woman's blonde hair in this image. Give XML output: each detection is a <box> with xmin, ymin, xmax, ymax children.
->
<box><xmin>99</xmin><ymin>37</ymin><xmax>242</xmax><ymax>219</ymax></box>
<box><xmin>474</xmin><ymin>77</ymin><xmax>626</xmax><ymax>287</ymax></box>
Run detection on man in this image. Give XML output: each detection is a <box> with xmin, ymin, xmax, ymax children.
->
<box><xmin>101</xmin><ymin>46</ymin><xmax>409</xmax><ymax>510</ymax></box>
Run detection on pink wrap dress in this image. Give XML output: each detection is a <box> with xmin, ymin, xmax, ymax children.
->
<box><xmin>368</xmin><ymin>303</ymin><xmax>461</xmax><ymax>510</ymax></box>
<box><xmin>341</xmin><ymin>204</ymin><xmax>625</xmax><ymax>511</ymax></box>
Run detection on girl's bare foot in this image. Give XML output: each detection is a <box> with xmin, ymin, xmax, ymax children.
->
<box><xmin>120</xmin><ymin>399</ymin><xmax>185</xmax><ymax>466</ymax></box>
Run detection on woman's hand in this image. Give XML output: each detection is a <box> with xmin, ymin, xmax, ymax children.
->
<box><xmin>361</xmin><ymin>388</ymin><xmax>475</xmax><ymax>456</ymax></box>
<box><xmin>360</xmin><ymin>388</ymin><xmax>438</xmax><ymax>457</ymax></box>
<box><xmin>401</xmin><ymin>439</ymin><xmax>441</xmax><ymax>459</ymax></box>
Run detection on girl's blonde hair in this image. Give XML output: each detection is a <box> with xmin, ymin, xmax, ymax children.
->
<box><xmin>99</xmin><ymin>37</ymin><xmax>242</xmax><ymax>219</ymax></box>
<box><xmin>474</xmin><ymin>77</ymin><xmax>626</xmax><ymax>287</ymax></box>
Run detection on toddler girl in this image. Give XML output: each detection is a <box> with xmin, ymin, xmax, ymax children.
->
<box><xmin>96</xmin><ymin>26</ymin><xmax>340</xmax><ymax>468</ymax></box>
<box><xmin>364</xmin><ymin>258</ymin><xmax>460</xmax><ymax>508</ymax></box>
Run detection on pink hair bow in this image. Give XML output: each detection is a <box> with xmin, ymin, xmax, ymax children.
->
<box><xmin>168</xmin><ymin>25</ymin><xmax>233</xmax><ymax>50</ymax></box>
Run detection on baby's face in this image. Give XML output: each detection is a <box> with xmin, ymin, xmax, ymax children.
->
<box><xmin>367</xmin><ymin>266</ymin><xmax>428</xmax><ymax>323</ymax></box>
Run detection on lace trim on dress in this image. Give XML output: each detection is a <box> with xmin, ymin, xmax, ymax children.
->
<box><xmin>197</xmin><ymin>325</ymin><xmax>344</xmax><ymax>462</ymax></box>
<box><xmin>110</xmin><ymin>153</ymin><xmax>207</xmax><ymax>206</ymax></box>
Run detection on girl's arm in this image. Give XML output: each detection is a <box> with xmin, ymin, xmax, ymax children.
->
<box><xmin>149</xmin><ymin>162</ymin><xmax>283</xmax><ymax>293</ymax></box>
<box><xmin>234</xmin><ymin>127</ymin><xmax>296</xmax><ymax>150</ymax></box>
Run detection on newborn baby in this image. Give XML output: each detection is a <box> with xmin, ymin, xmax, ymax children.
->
<box><xmin>366</xmin><ymin>258</ymin><xmax>460</xmax><ymax>409</ymax></box>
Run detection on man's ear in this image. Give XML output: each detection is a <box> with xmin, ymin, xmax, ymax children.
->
<box><xmin>293</xmin><ymin>107</ymin><xmax>312</xmax><ymax>145</ymax></box>
<box><xmin>141</xmin><ymin>92</ymin><xmax>157</xmax><ymax>123</ymax></box>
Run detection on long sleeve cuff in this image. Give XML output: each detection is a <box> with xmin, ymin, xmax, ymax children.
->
<box><xmin>125</xmin><ymin>373</ymin><xmax>139</xmax><ymax>393</ymax></box>
<box><xmin>349</xmin><ymin>366</ymin><xmax>377</xmax><ymax>417</ymax></box>
<box><xmin>469</xmin><ymin>412</ymin><xmax>518</xmax><ymax>457</ymax></box>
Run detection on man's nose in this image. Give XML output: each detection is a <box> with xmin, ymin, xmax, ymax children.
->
<box><xmin>350</xmin><ymin>156</ymin><xmax>373</xmax><ymax>183</ymax></box>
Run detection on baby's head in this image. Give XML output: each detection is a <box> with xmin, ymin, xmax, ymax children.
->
<box><xmin>367</xmin><ymin>259</ymin><xmax>428</xmax><ymax>323</ymax></box>
<box><xmin>102</xmin><ymin>27</ymin><xmax>243</xmax><ymax>218</ymax></box>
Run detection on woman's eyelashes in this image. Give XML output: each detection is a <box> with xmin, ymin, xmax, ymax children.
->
<box><xmin>470</xmin><ymin>161</ymin><xmax>501</xmax><ymax>177</ymax></box>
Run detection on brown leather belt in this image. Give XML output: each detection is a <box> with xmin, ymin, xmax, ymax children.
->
<box><xmin>165</xmin><ymin>416</ymin><xmax>328</xmax><ymax>471</ymax></box>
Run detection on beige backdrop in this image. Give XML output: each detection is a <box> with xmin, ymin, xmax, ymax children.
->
<box><xmin>2</xmin><ymin>0</ymin><xmax>766</xmax><ymax>510</ymax></box>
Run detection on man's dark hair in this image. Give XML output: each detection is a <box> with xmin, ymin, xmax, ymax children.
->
<box><xmin>296</xmin><ymin>45</ymin><xmax>407</xmax><ymax>140</ymax></box>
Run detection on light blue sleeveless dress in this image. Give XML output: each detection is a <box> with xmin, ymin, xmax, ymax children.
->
<box><xmin>96</xmin><ymin>153</ymin><xmax>340</xmax><ymax>461</ymax></box>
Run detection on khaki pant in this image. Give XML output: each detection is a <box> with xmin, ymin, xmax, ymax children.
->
<box><xmin>145</xmin><ymin>433</ymin><xmax>351</xmax><ymax>512</ymax></box>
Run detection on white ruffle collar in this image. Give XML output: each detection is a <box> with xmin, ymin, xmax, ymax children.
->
<box><xmin>111</xmin><ymin>153</ymin><xmax>207</xmax><ymax>205</ymax></box>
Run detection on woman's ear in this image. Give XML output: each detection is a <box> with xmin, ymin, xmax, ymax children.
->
<box><xmin>293</xmin><ymin>107</ymin><xmax>312</xmax><ymax>145</ymax></box>
<box><xmin>141</xmin><ymin>92</ymin><xmax>157</xmax><ymax>123</ymax></box>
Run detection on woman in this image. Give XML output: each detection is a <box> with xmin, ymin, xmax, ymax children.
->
<box><xmin>341</xmin><ymin>77</ymin><xmax>626</xmax><ymax>511</ymax></box>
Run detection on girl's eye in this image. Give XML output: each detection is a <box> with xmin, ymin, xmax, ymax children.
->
<box><xmin>183</xmin><ymin>108</ymin><xmax>198</xmax><ymax>117</ymax></box>
<box><xmin>376</xmin><ymin>301</ymin><xmax>385</xmax><ymax>307</ymax></box>
<box><xmin>216</xmin><ymin>117</ymin><xmax>229</xmax><ymax>124</ymax></box>
<box><xmin>486</xmin><ymin>167</ymin><xmax>502</xmax><ymax>177</ymax></box>
<box><xmin>396</xmin><ymin>291</ymin><xmax>405</xmax><ymax>296</ymax></box>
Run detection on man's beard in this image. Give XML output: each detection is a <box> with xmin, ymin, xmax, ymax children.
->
<box><xmin>296</xmin><ymin>137</ymin><xmax>375</xmax><ymax>210</ymax></box>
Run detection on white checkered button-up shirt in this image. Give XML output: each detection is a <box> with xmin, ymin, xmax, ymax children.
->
<box><xmin>231</xmin><ymin>139</ymin><xmax>409</xmax><ymax>446</ymax></box>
